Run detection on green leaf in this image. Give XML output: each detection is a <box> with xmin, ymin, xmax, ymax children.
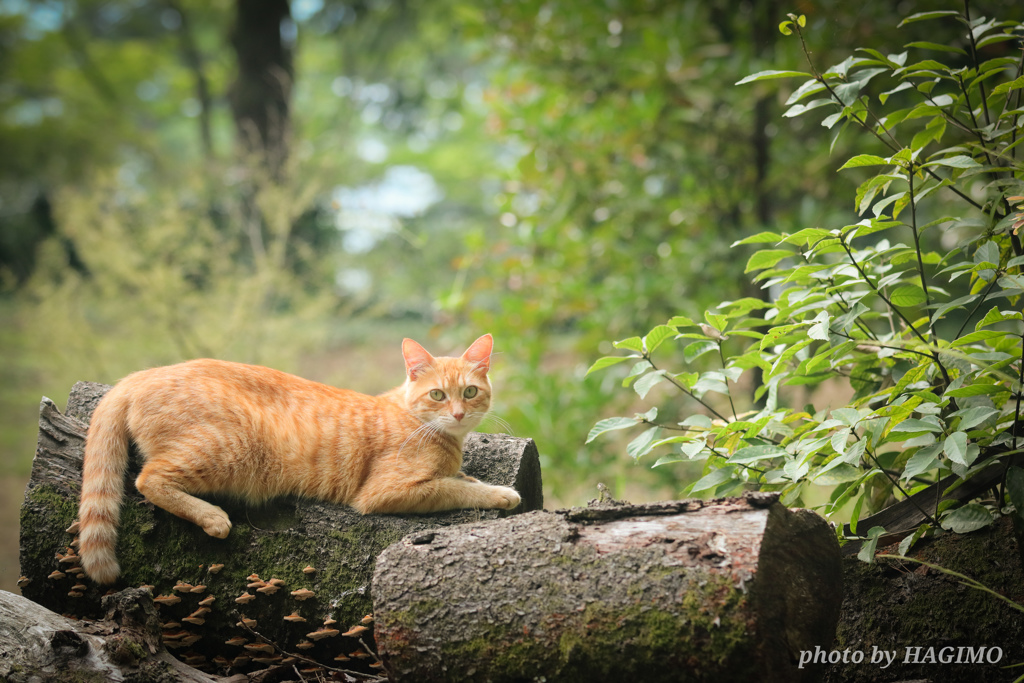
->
<box><xmin>683</xmin><ymin>340</ymin><xmax>719</xmax><ymax>363</ymax></box>
<box><xmin>898</xmin><ymin>523</ymin><xmax>931</xmax><ymax>555</ymax></box>
<box><xmin>890</xmin><ymin>418</ymin><xmax>943</xmax><ymax>434</ymax></box>
<box><xmin>943</xmin><ymin>431</ymin><xmax>975</xmax><ymax>468</ymax></box>
<box><xmin>858</xmin><ymin>526</ymin><xmax>886</xmax><ymax>563</ymax></box>
<box><xmin>904</xmin><ymin>41</ymin><xmax>967</xmax><ymax>55</ymax></box>
<box><xmin>944</xmin><ymin>383</ymin><xmax>1009</xmax><ymax>398</ymax></box>
<box><xmin>613</xmin><ymin>336</ymin><xmax>644</xmax><ymax>353</ymax></box>
<box><xmin>731</xmin><ymin>231</ymin><xmax>782</xmax><ymax>246</ymax></box>
<box><xmin>690</xmin><ymin>467</ymin><xmax>736</xmax><ymax>493</ymax></box>
<box><xmin>807</xmin><ymin>311</ymin><xmax>831</xmax><ymax>340</ymax></box>
<box><xmin>898</xmin><ymin>10</ymin><xmax>960</xmax><ymax>27</ymax></box>
<box><xmin>838</xmin><ymin>154</ymin><xmax>889</xmax><ymax>169</ymax></box>
<box><xmin>634</xmin><ymin>370</ymin><xmax>667</xmax><ymax>400</ymax></box>
<box><xmin>586</xmin><ymin>417</ymin><xmax>640</xmax><ymax>444</ymax></box>
<box><xmin>627</xmin><ymin>427</ymin><xmax>661</xmax><ymax>461</ymax></box>
<box><xmin>744</xmin><ymin>249</ymin><xmax>794</xmax><ymax>273</ymax></box>
<box><xmin>941</xmin><ymin>503</ymin><xmax>994</xmax><ymax>534</ymax></box>
<box><xmin>644</xmin><ymin>325</ymin><xmax>676</xmax><ymax>354</ymax></box>
<box><xmin>667</xmin><ymin>315</ymin><xmax>696</xmax><ymax>328</ymax></box>
<box><xmin>586</xmin><ymin>355</ymin><xmax>635</xmax><ymax>377</ymax></box>
<box><xmin>902</xmin><ymin>443</ymin><xmax>942</xmax><ymax>481</ymax></box>
<box><xmin>954</xmin><ymin>406</ymin><xmax>999</xmax><ymax>431</ymax></box>
<box><xmin>727</xmin><ymin>444</ymin><xmax>789</xmax><ymax>465</ymax></box>
<box><xmin>736</xmin><ymin>70</ymin><xmax>811</xmax><ymax>85</ymax></box>
<box><xmin>922</xmin><ymin>155</ymin><xmax>981</xmax><ymax>170</ymax></box>
<box><xmin>814</xmin><ymin>463</ymin><xmax>862</xmax><ymax>485</ymax></box>
<box><xmin>890</xmin><ymin>284</ymin><xmax>927</xmax><ymax>307</ymax></box>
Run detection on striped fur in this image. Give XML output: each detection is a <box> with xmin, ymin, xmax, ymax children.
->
<box><xmin>78</xmin><ymin>334</ymin><xmax>520</xmax><ymax>584</ymax></box>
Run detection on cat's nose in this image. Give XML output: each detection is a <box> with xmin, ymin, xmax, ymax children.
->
<box><xmin>453</xmin><ymin>411</ymin><xmax>465</xmax><ymax>422</ymax></box>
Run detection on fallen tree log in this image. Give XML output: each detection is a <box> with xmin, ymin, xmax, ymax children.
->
<box><xmin>19</xmin><ymin>381</ymin><xmax>542</xmax><ymax>677</ymax></box>
<box><xmin>0</xmin><ymin>587</ymin><xmax>221</xmax><ymax>682</ymax></box>
<box><xmin>372</xmin><ymin>493</ymin><xmax>843</xmax><ymax>683</ymax></box>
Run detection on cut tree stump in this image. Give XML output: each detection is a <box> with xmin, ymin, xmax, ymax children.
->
<box><xmin>372</xmin><ymin>493</ymin><xmax>843</xmax><ymax>683</ymax></box>
<box><xmin>19</xmin><ymin>381</ymin><xmax>542</xmax><ymax>677</ymax></box>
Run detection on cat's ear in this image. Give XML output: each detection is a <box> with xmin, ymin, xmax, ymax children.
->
<box><xmin>461</xmin><ymin>334</ymin><xmax>493</xmax><ymax>373</ymax></box>
<box><xmin>402</xmin><ymin>338</ymin><xmax>435</xmax><ymax>381</ymax></box>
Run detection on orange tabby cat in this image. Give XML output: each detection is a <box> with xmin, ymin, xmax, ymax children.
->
<box><xmin>77</xmin><ymin>334</ymin><xmax>521</xmax><ymax>584</ymax></box>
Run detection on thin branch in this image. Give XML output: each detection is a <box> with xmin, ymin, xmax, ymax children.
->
<box><xmin>866</xmin><ymin>448</ymin><xmax>941</xmax><ymax>527</ymax></box>
<box><xmin>905</xmin><ymin>167</ymin><xmax>938</xmax><ymax>342</ymax></box>
<box><xmin>645</xmin><ymin>355</ymin><xmax>733</xmax><ymax>424</ymax></box>
<box><xmin>953</xmin><ymin>274</ymin><xmax>1000</xmax><ymax>340</ymax></box>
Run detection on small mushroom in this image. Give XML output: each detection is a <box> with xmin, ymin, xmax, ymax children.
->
<box><xmin>182</xmin><ymin>654</ymin><xmax>206</xmax><ymax>666</ymax></box>
<box><xmin>153</xmin><ymin>594</ymin><xmax>182</xmax><ymax>606</ymax></box>
<box><xmin>67</xmin><ymin>590</ymin><xmax>83</xmax><ymax>598</ymax></box>
<box><xmin>244</xmin><ymin>643</ymin><xmax>275</xmax><ymax>654</ymax></box>
<box><xmin>343</xmin><ymin>624</ymin><xmax>369</xmax><ymax>637</ymax></box>
<box><xmin>208</xmin><ymin>564</ymin><xmax>224</xmax><ymax>574</ymax></box>
<box><xmin>323</xmin><ymin>617</ymin><xmax>337</xmax><ymax>626</ymax></box>
<box><xmin>66</xmin><ymin>521</ymin><xmax>80</xmax><ymax>535</ymax></box>
<box><xmin>181</xmin><ymin>617</ymin><xmax>205</xmax><ymax>626</ymax></box>
<box><xmin>255</xmin><ymin>584</ymin><xmax>280</xmax><ymax>595</ymax></box>
<box><xmin>198</xmin><ymin>595</ymin><xmax>215</xmax><ymax>606</ymax></box>
<box><xmin>164</xmin><ymin>640</ymin><xmax>186</xmax><ymax>650</ymax></box>
<box><xmin>17</xmin><ymin>576</ymin><xmax>31</xmax><ymax>588</ymax></box>
<box><xmin>283</xmin><ymin>612</ymin><xmax>306</xmax><ymax>623</ymax></box>
<box><xmin>181</xmin><ymin>634</ymin><xmax>202</xmax><ymax>647</ymax></box>
<box><xmin>333</xmin><ymin>654</ymin><xmax>351</xmax><ymax>662</ymax></box>
<box><xmin>306</xmin><ymin>627</ymin><xmax>340</xmax><ymax>641</ymax></box>
<box><xmin>360</xmin><ymin>614</ymin><xmax>374</xmax><ymax>625</ymax></box>
<box><xmin>268</xmin><ymin>578</ymin><xmax>286</xmax><ymax>587</ymax></box>
<box><xmin>162</xmin><ymin>630</ymin><xmax>189</xmax><ymax>641</ymax></box>
<box><xmin>247</xmin><ymin>580</ymin><xmax>267</xmax><ymax>590</ymax></box>
<box><xmin>225</xmin><ymin>636</ymin><xmax>248</xmax><ymax>647</ymax></box>
<box><xmin>295</xmin><ymin>640</ymin><xmax>315</xmax><ymax>650</ymax></box>
<box><xmin>245</xmin><ymin>573</ymin><xmax>261</xmax><ymax>582</ymax></box>
<box><xmin>161</xmin><ymin>621</ymin><xmax>181</xmax><ymax>630</ymax></box>
<box><xmin>350</xmin><ymin>649</ymin><xmax>371</xmax><ymax>659</ymax></box>
<box><xmin>302</xmin><ymin>565</ymin><xmax>316</xmax><ymax>574</ymax></box>
<box><xmin>172</xmin><ymin>582</ymin><xmax>194</xmax><ymax>593</ymax></box>
<box><xmin>189</xmin><ymin>607</ymin><xmax>211</xmax><ymax>618</ymax></box>
<box><xmin>139</xmin><ymin>584</ymin><xmax>155</xmax><ymax>592</ymax></box>
<box><xmin>235</xmin><ymin>592</ymin><xmax>255</xmax><ymax>604</ymax></box>
<box><xmin>369</xmin><ymin>662</ymin><xmax>384</xmax><ymax>670</ymax></box>
<box><xmin>58</xmin><ymin>553</ymin><xmax>80</xmax><ymax>565</ymax></box>
<box><xmin>71</xmin><ymin>584</ymin><xmax>88</xmax><ymax>592</ymax></box>
<box><xmin>252</xmin><ymin>655</ymin><xmax>281</xmax><ymax>665</ymax></box>
<box><xmin>189</xmin><ymin>584</ymin><xmax>207</xmax><ymax>594</ymax></box>
<box><xmin>237</xmin><ymin>617</ymin><xmax>257</xmax><ymax>629</ymax></box>
<box><xmin>231</xmin><ymin>656</ymin><xmax>251</xmax><ymax>667</ymax></box>
<box><xmin>212</xmin><ymin>656</ymin><xmax>230</xmax><ymax>667</ymax></box>
<box><xmin>290</xmin><ymin>588</ymin><xmax>315</xmax><ymax>601</ymax></box>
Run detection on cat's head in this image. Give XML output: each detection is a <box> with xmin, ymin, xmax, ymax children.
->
<box><xmin>400</xmin><ymin>334</ymin><xmax>493</xmax><ymax>438</ymax></box>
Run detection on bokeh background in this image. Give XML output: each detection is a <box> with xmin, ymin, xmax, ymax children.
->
<box><xmin>1</xmin><ymin>0</ymin><xmax>1007</xmax><ymax>592</ymax></box>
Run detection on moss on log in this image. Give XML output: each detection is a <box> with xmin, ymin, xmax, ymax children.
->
<box><xmin>825</xmin><ymin>516</ymin><xmax>1024</xmax><ymax>683</ymax></box>
<box><xmin>19</xmin><ymin>381</ymin><xmax>542</xmax><ymax>677</ymax></box>
<box><xmin>372</xmin><ymin>494</ymin><xmax>842</xmax><ymax>683</ymax></box>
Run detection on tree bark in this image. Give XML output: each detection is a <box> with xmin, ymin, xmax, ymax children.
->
<box><xmin>19</xmin><ymin>381</ymin><xmax>542</xmax><ymax>677</ymax></box>
<box><xmin>372</xmin><ymin>493</ymin><xmax>843</xmax><ymax>683</ymax></box>
<box><xmin>825</xmin><ymin>516</ymin><xmax>1024</xmax><ymax>683</ymax></box>
<box><xmin>0</xmin><ymin>587</ymin><xmax>222</xmax><ymax>682</ymax></box>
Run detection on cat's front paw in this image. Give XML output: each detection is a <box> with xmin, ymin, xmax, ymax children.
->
<box><xmin>490</xmin><ymin>486</ymin><xmax>522</xmax><ymax>510</ymax></box>
<box><xmin>200</xmin><ymin>507</ymin><xmax>233</xmax><ymax>539</ymax></box>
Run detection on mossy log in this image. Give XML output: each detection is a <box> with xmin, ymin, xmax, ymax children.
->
<box><xmin>19</xmin><ymin>381</ymin><xmax>542</xmax><ymax>678</ymax></box>
<box><xmin>372</xmin><ymin>493</ymin><xmax>843</xmax><ymax>683</ymax></box>
<box><xmin>825</xmin><ymin>516</ymin><xmax>1024</xmax><ymax>683</ymax></box>
<box><xmin>0</xmin><ymin>587</ymin><xmax>222</xmax><ymax>683</ymax></box>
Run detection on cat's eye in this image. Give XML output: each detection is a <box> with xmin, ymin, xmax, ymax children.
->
<box><xmin>463</xmin><ymin>386</ymin><xmax>479</xmax><ymax>399</ymax></box>
<box><xmin>429</xmin><ymin>389</ymin><xmax>446</xmax><ymax>401</ymax></box>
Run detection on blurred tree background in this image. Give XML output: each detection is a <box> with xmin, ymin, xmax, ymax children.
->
<box><xmin>2</xmin><ymin>0</ymin><xmax>1017</xmax><ymax>589</ymax></box>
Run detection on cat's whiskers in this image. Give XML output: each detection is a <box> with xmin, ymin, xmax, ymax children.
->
<box><xmin>475</xmin><ymin>412</ymin><xmax>516</xmax><ymax>437</ymax></box>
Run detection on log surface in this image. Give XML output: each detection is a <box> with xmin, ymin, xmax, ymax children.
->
<box><xmin>19</xmin><ymin>381</ymin><xmax>542</xmax><ymax>676</ymax></box>
<box><xmin>373</xmin><ymin>493</ymin><xmax>842</xmax><ymax>683</ymax></box>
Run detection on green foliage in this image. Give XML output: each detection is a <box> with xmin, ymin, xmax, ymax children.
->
<box><xmin>588</xmin><ymin>6</ymin><xmax>1024</xmax><ymax>548</ymax></box>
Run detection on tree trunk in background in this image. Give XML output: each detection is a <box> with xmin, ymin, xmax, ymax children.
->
<box><xmin>19</xmin><ymin>381</ymin><xmax>542</xmax><ymax>677</ymax></box>
<box><xmin>228</xmin><ymin>0</ymin><xmax>293</xmax><ymax>177</ymax></box>
<box><xmin>373</xmin><ymin>494</ymin><xmax>843</xmax><ymax>683</ymax></box>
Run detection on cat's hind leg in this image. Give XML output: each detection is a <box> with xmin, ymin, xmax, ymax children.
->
<box><xmin>135</xmin><ymin>461</ymin><xmax>233</xmax><ymax>538</ymax></box>
<box><xmin>354</xmin><ymin>476</ymin><xmax>521</xmax><ymax>514</ymax></box>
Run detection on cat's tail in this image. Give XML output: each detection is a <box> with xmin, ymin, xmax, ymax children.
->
<box><xmin>78</xmin><ymin>385</ymin><xmax>133</xmax><ymax>585</ymax></box>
